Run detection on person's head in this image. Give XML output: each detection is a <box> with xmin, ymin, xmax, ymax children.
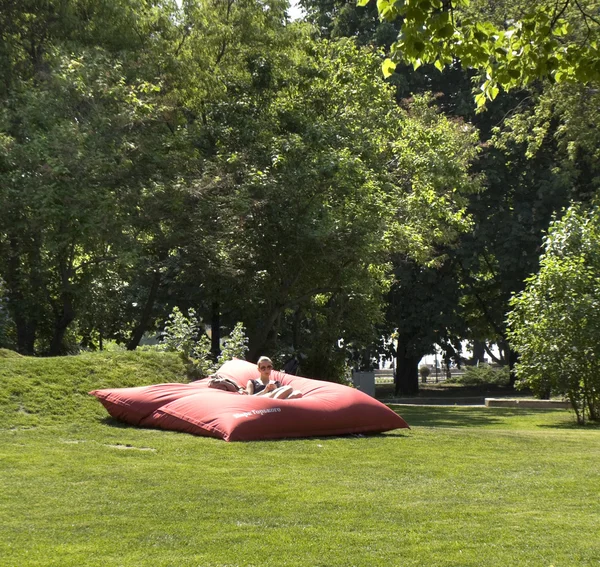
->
<box><xmin>257</xmin><ymin>356</ymin><xmax>273</xmax><ymax>380</ymax></box>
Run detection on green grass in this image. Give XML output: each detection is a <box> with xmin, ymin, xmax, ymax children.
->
<box><xmin>0</xmin><ymin>347</ymin><xmax>23</xmax><ymax>359</ymax></box>
<box><xmin>1</xmin><ymin>352</ymin><xmax>599</xmax><ymax>566</ymax></box>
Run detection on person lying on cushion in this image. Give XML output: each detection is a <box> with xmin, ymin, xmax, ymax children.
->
<box><xmin>207</xmin><ymin>357</ymin><xmax>302</xmax><ymax>399</ymax></box>
<box><xmin>245</xmin><ymin>356</ymin><xmax>302</xmax><ymax>399</ymax></box>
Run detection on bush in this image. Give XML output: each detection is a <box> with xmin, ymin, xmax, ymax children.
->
<box><xmin>216</xmin><ymin>322</ymin><xmax>249</xmax><ymax>367</ymax></box>
<box><xmin>161</xmin><ymin>307</ymin><xmax>200</xmax><ymax>359</ymax></box>
<box><xmin>507</xmin><ymin>203</ymin><xmax>600</xmax><ymax>424</ymax></box>
<box><xmin>419</xmin><ymin>365</ymin><xmax>431</xmax><ymax>383</ymax></box>
<box><xmin>160</xmin><ymin>307</ymin><xmax>249</xmax><ymax>379</ymax></box>
<box><xmin>446</xmin><ymin>364</ymin><xmax>510</xmax><ymax>387</ymax></box>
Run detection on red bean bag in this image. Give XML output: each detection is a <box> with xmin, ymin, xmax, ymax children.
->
<box><xmin>90</xmin><ymin>359</ymin><xmax>409</xmax><ymax>441</ymax></box>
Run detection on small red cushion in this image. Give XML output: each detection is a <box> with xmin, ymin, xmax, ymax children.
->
<box><xmin>90</xmin><ymin>359</ymin><xmax>409</xmax><ymax>441</ymax></box>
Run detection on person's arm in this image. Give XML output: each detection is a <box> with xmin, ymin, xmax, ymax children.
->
<box><xmin>251</xmin><ymin>381</ymin><xmax>277</xmax><ymax>396</ymax></box>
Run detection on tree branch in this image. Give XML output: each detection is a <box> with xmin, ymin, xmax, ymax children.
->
<box><xmin>574</xmin><ymin>0</ymin><xmax>600</xmax><ymax>27</ymax></box>
<box><xmin>550</xmin><ymin>0</ymin><xmax>571</xmax><ymax>28</ymax></box>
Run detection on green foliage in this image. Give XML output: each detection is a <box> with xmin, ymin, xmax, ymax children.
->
<box><xmin>160</xmin><ymin>306</ymin><xmax>249</xmax><ymax>378</ymax></box>
<box><xmin>161</xmin><ymin>307</ymin><xmax>200</xmax><ymax>359</ymax></box>
<box><xmin>298</xmin><ymin>350</ymin><xmax>350</xmax><ymax>384</ymax></box>
<box><xmin>418</xmin><ymin>365</ymin><xmax>431</xmax><ymax>381</ymax></box>
<box><xmin>361</xmin><ymin>0</ymin><xmax>600</xmax><ymax>108</ymax></box>
<box><xmin>298</xmin><ymin>0</ymin><xmax>592</xmax><ymax>396</ymax></box>
<box><xmin>507</xmin><ymin>202</ymin><xmax>600</xmax><ymax>423</ymax></box>
<box><xmin>196</xmin><ymin>37</ymin><xmax>480</xmax><ymax>361</ymax></box>
<box><xmin>446</xmin><ymin>364</ymin><xmax>510</xmax><ymax>387</ymax></box>
<box><xmin>0</xmin><ymin>22</ymin><xmax>181</xmax><ymax>353</ymax></box>
<box><xmin>492</xmin><ymin>82</ymin><xmax>600</xmax><ymax>201</ymax></box>
<box><xmin>0</xmin><ymin>0</ymin><xmax>481</xmax><ymax>372</ymax></box>
<box><xmin>217</xmin><ymin>322</ymin><xmax>250</xmax><ymax>367</ymax></box>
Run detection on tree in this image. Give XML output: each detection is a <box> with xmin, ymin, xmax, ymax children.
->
<box><xmin>507</xmin><ymin>202</ymin><xmax>600</xmax><ymax>423</ymax></box>
<box><xmin>375</xmin><ymin>93</ymin><xmax>478</xmax><ymax>393</ymax></box>
<box><xmin>0</xmin><ymin>0</ymin><xmax>198</xmax><ymax>354</ymax></box>
<box><xmin>455</xmin><ymin>80</ymin><xmax>600</xmax><ymax>374</ymax></box>
<box><xmin>191</xmin><ymin>37</ymin><xmax>406</xmax><ymax>365</ymax></box>
<box><xmin>386</xmin><ymin>256</ymin><xmax>466</xmax><ymax>395</ymax></box>
<box><xmin>185</xmin><ymin>40</ymin><xmax>479</xmax><ymax>379</ymax></box>
<box><xmin>299</xmin><ymin>0</ymin><xmax>600</xmax><ymax>395</ymax></box>
<box><xmin>359</xmin><ymin>0</ymin><xmax>600</xmax><ymax>108</ymax></box>
<box><xmin>0</xmin><ymin>0</ymin><xmax>481</xmax><ymax>373</ymax></box>
<box><xmin>0</xmin><ymin>0</ymin><xmax>285</xmax><ymax>354</ymax></box>
<box><xmin>0</xmin><ymin>48</ymin><xmax>167</xmax><ymax>353</ymax></box>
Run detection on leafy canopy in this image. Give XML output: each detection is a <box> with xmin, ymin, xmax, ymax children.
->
<box><xmin>358</xmin><ymin>0</ymin><xmax>600</xmax><ymax>109</ymax></box>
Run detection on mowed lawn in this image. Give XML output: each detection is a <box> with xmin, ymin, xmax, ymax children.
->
<box><xmin>1</xmin><ymin>351</ymin><xmax>599</xmax><ymax>567</ymax></box>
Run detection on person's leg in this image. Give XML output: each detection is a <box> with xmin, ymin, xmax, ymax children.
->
<box><xmin>270</xmin><ymin>386</ymin><xmax>303</xmax><ymax>399</ymax></box>
<box><xmin>269</xmin><ymin>386</ymin><xmax>293</xmax><ymax>399</ymax></box>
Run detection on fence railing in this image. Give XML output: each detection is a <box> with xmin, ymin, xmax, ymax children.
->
<box><xmin>374</xmin><ymin>367</ymin><xmax>466</xmax><ymax>384</ymax></box>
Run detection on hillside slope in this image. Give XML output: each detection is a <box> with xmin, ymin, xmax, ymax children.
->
<box><xmin>0</xmin><ymin>350</ymin><xmax>187</xmax><ymax>427</ymax></box>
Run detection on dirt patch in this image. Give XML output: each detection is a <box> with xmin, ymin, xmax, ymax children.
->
<box><xmin>104</xmin><ymin>444</ymin><xmax>156</xmax><ymax>452</ymax></box>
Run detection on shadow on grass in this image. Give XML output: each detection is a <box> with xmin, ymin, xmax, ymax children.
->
<box><xmin>390</xmin><ymin>405</ymin><xmax>554</xmax><ymax>428</ymax></box>
<box><xmin>100</xmin><ymin>416</ymin><xmax>137</xmax><ymax>429</ymax></box>
<box><xmin>540</xmin><ymin>420</ymin><xmax>600</xmax><ymax>430</ymax></box>
<box><xmin>376</xmin><ymin>382</ymin><xmax>530</xmax><ymax>400</ymax></box>
<box><xmin>391</xmin><ymin>405</ymin><xmax>600</xmax><ymax>430</ymax></box>
<box><xmin>99</xmin><ymin>408</ymin><xmax>597</xmax><ymax>436</ymax></box>
<box><xmin>98</xmin><ymin>416</ymin><xmax>413</xmax><ymax>442</ymax></box>
<box><xmin>391</xmin><ymin>406</ymin><xmax>499</xmax><ymax>428</ymax></box>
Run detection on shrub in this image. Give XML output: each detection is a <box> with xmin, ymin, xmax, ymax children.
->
<box><xmin>216</xmin><ymin>322</ymin><xmax>249</xmax><ymax>367</ymax></box>
<box><xmin>446</xmin><ymin>364</ymin><xmax>510</xmax><ymax>387</ymax></box>
<box><xmin>161</xmin><ymin>307</ymin><xmax>200</xmax><ymax>359</ymax></box>
<box><xmin>160</xmin><ymin>307</ymin><xmax>249</xmax><ymax>379</ymax></box>
<box><xmin>507</xmin><ymin>203</ymin><xmax>600</xmax><ymax>423</ymax></box>
<box><xmin>419</xmin><ymin>365</ymin><xmax>431</xmax><ymax>383</ymax></box>
<box><xmin>298</xmin><ymin>346</ymin><xmax>351</xmax><ymax>385</ymax></box>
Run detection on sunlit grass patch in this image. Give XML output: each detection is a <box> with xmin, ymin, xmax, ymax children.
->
<box><xmin>0</xmin><ymin>352</ymin><xmax>598</xmax><ymax>567</ymax></box>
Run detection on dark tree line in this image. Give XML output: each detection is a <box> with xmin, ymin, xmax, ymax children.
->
<box><xmin>2</xmin><ymin>0</ymin><xmax>599</xmax><ymax>394</ymax></box>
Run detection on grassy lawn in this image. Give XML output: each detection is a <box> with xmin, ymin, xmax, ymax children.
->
<box><xmin>1</xmin><ymin>351</ymin><xmax>599</xmax><ymax>566</ymax></box>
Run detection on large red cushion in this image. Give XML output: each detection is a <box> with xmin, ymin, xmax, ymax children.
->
<box><xmin>90</xmin><ymin>359</ymin><xmax>409</xmax><ymax>441</ymax></box>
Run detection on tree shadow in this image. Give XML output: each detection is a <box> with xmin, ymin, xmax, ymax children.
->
<box><xmin>539</xmin><ymin>420</ymin><xmax>600</xmax><ymax>430</ymax></box>
<box><xmin>389</xmin><ymin>405</ymin><xmax>553</xmax><ymax>428</ymax></box>
<box><xmin>377</xmin><ymin>382</ymin><xmax>532</xmax><ymax>400</ymax></box>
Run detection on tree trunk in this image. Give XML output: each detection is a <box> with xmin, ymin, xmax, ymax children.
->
<box><xmin>211</xmin><ymin>300</ymin><xmax>220</xmax><ymax>360</ymax></box>
<box><xmin>247</xmin><ymin>306</ymin><xmax>282</xmax><ymax>361</ymax></box>
<box><xmin>49</xmin><ymin>256</ymin><xmax>76</xmax><ymax>355</ymax></box>
<box><xmin>15</xmin><ymin>315</ymin><xmax>36</xmax><ymax>355</ymax></box>
<box><xmin>49</xmin><ymin>297</ymin><xmax>75</xmax><ymax>355</ymax></box>
<box><xmin>484</xmin><ymin>343</ymin><xmax>503</xmax><ymax>365</ymax></box>
<box><xmin>394</xmin><ymin>337</ymin><xmax>420</xmax><ymax>396</ymax></box>
<box><xmin>127</xmin><ymin>270</ymin><xmax>161</xmax><ymax>350</ymax></box>
<box><xmin>508</xmin><ymin>345</ymin><xmax>519</xmax><ymax>390</ymax></box>
<box><xmin>7</xmin><ymin>235</ymin><xmax>37</xmax><ymax>354</ymax></box>
<box><xmin>471</xmin><ymin>339</ymin><xmax>486</xmax><ymax>365</ymax></box>
<box><xmin>292</xmin><ymin>307</ymin><xmax>302</xmax><ymax>351</ymax></box>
